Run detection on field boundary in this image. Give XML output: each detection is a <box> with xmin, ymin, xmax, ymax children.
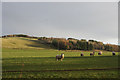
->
<box><xmin>3</xmin><ymin>68</ymin><xmax>120</xmax><ymax>72</ymax></box>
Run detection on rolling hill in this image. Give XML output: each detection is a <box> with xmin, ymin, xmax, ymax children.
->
<box><xmin>1</xmin><ymin>35</ymin><xmax>119</xmax><ymax>78</ymax></box>
<box><xmin>2</xmin><ymin>37</ymin><xmax>52</xmax><ymax>49</ymax></box>
<box><xmin>1</xmin><ymin>34</ymin><xmax>119</xmax><ymax>52</ymax></box>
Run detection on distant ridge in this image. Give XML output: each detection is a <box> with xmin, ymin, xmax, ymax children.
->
<box><xmin>1</xmin><ymin>34</ymin><xmax>119</xmax><ymax>52</ymax></box>
<box><xmin>1</xmin><ymin>34</ymin><xmax>38</xmax><ymax>39</ymax></box>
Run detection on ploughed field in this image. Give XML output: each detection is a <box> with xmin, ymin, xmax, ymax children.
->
<box><xmin>2</xmin><ymin>37</ymin><xmax>119</xmax><ymax>78</ymax></box>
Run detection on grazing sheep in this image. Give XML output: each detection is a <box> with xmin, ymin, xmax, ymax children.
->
<box><xmin>112</xmin><ymin>51</ymin><xmax>115</xmax><ymax>56</ymax></box>
<box><xmin>90</xmin><ymin>51</ymin><xmax>95</xmax><ymax>56</ymax></box>
<box><xmin>56</xmin><ymin>53</ymin><xmax>64</xmax><ymax>61</ymax></box>
<box><xmin>90</xmin><ymin>53</ymin><xmax>94</xmax><ymax>56</ymax></box>
<box><xmin>98</xmin><ymin>51</ymin><xmax>102</xmax><ymax>55</ymax></box>
<box><xmin>81</xmin><ymin>53</ymin><xmax>84</xmax><ymax>56</ymax></box>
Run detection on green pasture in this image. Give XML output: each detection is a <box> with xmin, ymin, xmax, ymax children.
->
<box><xmin>2</xmin><ymin>48</ymin><xmax>118</xmax><ymax>58</ymax></box>
<box><xmin>1</xmin><ymin>37</ymin><xmax>119</xmax><ymax>78</ymax></box>
<box><xmin>2</xmin><ymin>48</ymin><xmax>118</xmax><ymax>78</ymax></box>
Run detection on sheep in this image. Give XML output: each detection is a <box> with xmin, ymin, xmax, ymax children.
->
<box><xmin>98</xmin><ymin>51</ymin><xmax>102</xmax><ymax>55</ymax></box>
<box><xmin>81</xmin><ymin>53</ymin><xmax>84</xmax><ymax>56</ymax></box>
<box><xmin>56</xmin><ymin>53</ymin><xmax>64</xmax><ymax>61</ymax></box>
<box><xmin>112</xmin><ymin>51</ymin><xmax>115</xmax><ymax>56</ymax></box>
<box><xmin>90</xmin><ymin>53</ymin><xmax>94</xmax><ymax>56</ymax></box>
<box><xmin>90</xmin><ymin>51</ymin><xmax>95</xmax><ymax>56</ymax></box>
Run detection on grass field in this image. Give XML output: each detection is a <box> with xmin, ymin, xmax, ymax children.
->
<box><xmin>1</xmin><ymin>37</ymin><xmax>119</xmax><ymax>78</ymax></box>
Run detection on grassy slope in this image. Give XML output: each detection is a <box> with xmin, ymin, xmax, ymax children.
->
<box><xmin>2</xmin><ymin>37</ymin><xmax>119</xmax><ymax>78</ymax></box>
<box><xmin>2</xmin><ymin>37</ymin><xmax>52</xmax><ymax>49</ymax></box>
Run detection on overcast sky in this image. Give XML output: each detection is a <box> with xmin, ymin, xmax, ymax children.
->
<box><xmin>2</xmin><ymin>2</ymin><xmax>118</xmax><ymax>44</ymax></box>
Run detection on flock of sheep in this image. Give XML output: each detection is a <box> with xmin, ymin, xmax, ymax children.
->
<box><xmin>81</xmin><ymin>51</ymin><xmax>116</xmax><ymax>56</ymax></box>
<box><xmin>56</xmin><ymin>51</ymin><xmax>116</xmax><ymax>61</ymax></box>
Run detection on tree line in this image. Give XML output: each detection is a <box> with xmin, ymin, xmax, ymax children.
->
<box><xmin>38</xmin><ymin>37</ymin><xmax>119</xmax><ymax>52</ymax></box>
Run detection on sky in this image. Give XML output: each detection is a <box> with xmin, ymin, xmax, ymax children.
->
<box><xmin>2</xmin><ymin>2</ymin><xmax>118</xmax><ymax>45</ymax></box>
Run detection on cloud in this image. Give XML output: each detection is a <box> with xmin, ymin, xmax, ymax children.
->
<box><xmin>2</xmin><ymin>2</ymin><xmax>118</xmax><ymax>44</ymax></box>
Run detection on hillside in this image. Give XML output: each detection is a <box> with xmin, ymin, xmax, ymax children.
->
<box><xmin>1</xmin><ymin>34</ymin><xmax>119</xmax><ymax>51</ymax></box>
<box><xmin>2</xmin><ymin>37</ymin><xmax>52</xmax><ymax>49</ymax></box>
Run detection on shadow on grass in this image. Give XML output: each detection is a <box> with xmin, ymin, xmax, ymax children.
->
<box><xmin>2</xmin><ymin>56</ymin><xmax>118</xmax><ymax>60</ymax></box>
<box><xmin>22</xmin><ymin>38</ymin><xmax>53</xmax><ymax>49</ymax></box>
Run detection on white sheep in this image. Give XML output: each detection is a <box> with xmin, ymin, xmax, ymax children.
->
<box><xmin>90</xmin><ymin>52</ymin><xmax>95</xmax><ymax>56</ymax></box>
<box><xmin>81</xmin><ymin>53</ymin><xmax>84</xmax><ymax>56</ymax></box>
<box><xmin>98</xmin><ymin>51</ymin><xmax>102</xmax><ymax>55</ymax></box>
<box><xmin>112</xmin><ymin>51</ymin><xmax>115</xmax><ymax>56</ymax></box>
<box><xmin>56</xmin><ymin>53</ymin><xmax>64</xmax><ymax>61</ymax></box>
